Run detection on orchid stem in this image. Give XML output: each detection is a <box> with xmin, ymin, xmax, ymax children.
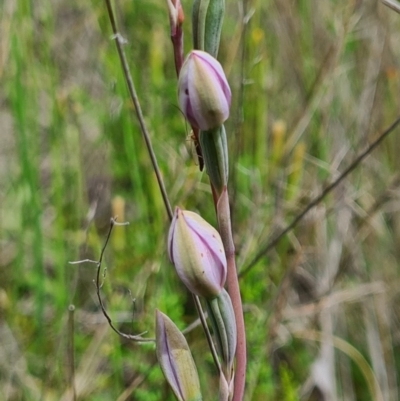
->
<box><xmin>216</xmin><ymin>188</ymin><xmax>246</xmax><ymax>401</ymax></box>
<box><xmin>172</xmin><ymin>25</ymin><xmax>184</xmax><ymax>76</ymax></box>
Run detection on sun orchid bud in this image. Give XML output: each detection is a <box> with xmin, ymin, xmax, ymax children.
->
<box><xmin>168</xmin><ymin>207</ymin><xmax>227</xmax><ymax>299</ymax></box>
<box><xmin>178</xmin><ymin>50</ymin><xmax>231</xmax><ymax>131</ymax></box>
<box><xmin>165</xmin><ymin>0</ymin><xmax>184</xmax><ymax>36</ymax></box>
<box><xmin>165</xmin><ymin>0</ymin><xmax>185</xmax><ymax>75</ymax></box>
<box><xmin>155</xmin><ymin>310</ymin><xmax>202</xmax><ymax>401</ymax></box>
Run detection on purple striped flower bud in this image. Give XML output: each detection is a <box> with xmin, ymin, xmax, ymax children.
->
<box><xmin>168</xmin><ymin>207</ymin><xmax>227</xmax><ymax>299</ymax></box>
<box><xmin>178</xmin><ymin>50</ymin><xmax>231</xmax><ymax>131</ymax></box>
<box><xmin>155</xmin><ymin>310</ymin><xmax>202</xmax><ymax>401</ymax></box>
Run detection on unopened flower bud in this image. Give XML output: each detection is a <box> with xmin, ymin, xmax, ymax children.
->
<box><xmin>178</xmin><ymin>50</ymin><xmax>231</xmax><ymax>131</ymax></box>
<box><xmin>155</xmin><ymin>310</ymin><xmax>202</xmax><ymax>401</ymax></box>
<box><xmin>165</xmin><ymin>0</ymin><xmax>185</xmax><ymax>75</ymax></box>
<box><xmin>168</xmin><ymin>207</ymin><xmax>227</xmax><ymax>299</ymax></box>
<box><xmin>165</xmin><ymin>0</ymin><xmax>184</xmax><ymax>36</ymax></box>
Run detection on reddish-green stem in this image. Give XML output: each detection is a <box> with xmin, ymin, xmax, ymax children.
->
<box><xmin>171</xmin><ymin>25</ymin><xmax>184</xmax><ymax>76</ymax></box>
<box><xmin>217</xmin><ymin>188</ymin><xmax>246</xmax><ymax>401</ymax></box>
<box><xmin>227</xmin><ymin>254</ymin><xmax>246</xmax><ymax>401</ymax></box>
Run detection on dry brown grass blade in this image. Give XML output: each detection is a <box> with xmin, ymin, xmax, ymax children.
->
<box><xmin>293</xmin><ymin>330</ymin><xmax>384</xmax><ymax>401</ymax></box>
<box><xmin>115</xmin><ymin>374</ymin><xmax>147</xmax><ymax>401</ymax></box>
<box><xmin>382</xmin><ymin>0</ymin><xmax>400</xmax><ymax>14</ymax></box>
<box><xmin>364</xmin><ymin>300</ymin><xmax>390</xmax><ymax>401</ymax></box>
<box><xmin>60</xmin><ymin>324</ymin><xmax>109</xmax><ymax>401</ymax></box>
<box><xmin>283</xmin><ymin>281</ymin><xmax>386</xmax><ymax>320</ymax></box>
<box><xmin>0</xmin><ymin>322</ymin><xmax>41</xmax><ymax>400</ymax></box>
<box><xmin>240</xmin><ymin>116</ymin><xmax>400</xmax><ymax>278</ymax></box>
<box><xmin>0</xmin><ymin>0</ymin><xmax>16</xmax><ymax>79</ymax></box>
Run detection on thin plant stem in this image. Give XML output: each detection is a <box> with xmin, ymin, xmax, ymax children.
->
<box><xmin>172</xmin><ymin>24</ymin><xmax>184</xmax><ymax>76</ymax></box>
<box><xmin>240</xmin><ymin>115</ymin><xmax>400</xmax><ymax>278</ymax></box>
<box><xmin>216</xmin><ymin>188</ymin><xmax>246</xmax><ymax>400</ymax></box>
<box><xmin>67</xmin><ymin>305</ymin><xmax>77</xmax><ymax>401</ymax></box>
<box><xmin>227</xmin><ymin>254</ymin><xmax>246</xmax><ymax>401</ymax></box>
<box><xmin>193</xmin><ymin>294</ymin><xmax>222</xmax><ymax>375</ymax></box>
<box><xmin>103</xmin><ymin>0</ymin><xmax>173</xmax><ymax>221</ymax></box>
<box><xmin>381</xmin><ymin>0</ymin><xmax>400</xmax><ymax>14</ymax></box>
<box><xmin>94</xmin><ymin>219</ymin><xmax>151</xmax><ymax>341</ymax></box>
<box><xmin>102</xmin><ymin>0</ymin><xmax>222</xmax><ymax>375</ymax></box>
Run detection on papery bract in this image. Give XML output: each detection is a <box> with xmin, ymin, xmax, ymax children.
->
<box><xmin>168</xmin><ymin>207</ymin><xmax>227</xmax><ymax>299</ymax></box>
<box><xmin>206</xmin><ymin>288</ymin><xmax>237</xmax><ymax>379</ymax></box>
<box><xmin>192</xmin><ymin>0</ymin><xmax>225</xmax><ymax>58</ymax></box>
<box><xmin>178</xmin><ymin>50</ymin><xmax>231</xmax><ymax>131</ymax></box>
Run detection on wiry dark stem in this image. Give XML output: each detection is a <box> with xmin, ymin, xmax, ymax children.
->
<box><xmin>103</xmin><ymin>0</ymin><xmax>173</xmax><ymax>221</ymax></box>
<box><xmin>94</xmin><ymin>218</ymin><xmax>151</xmax><ymax>342</ymax></box>
<box><xmin>70</xmin><ymin>218</ymin><xmax>151</xmax><ymax>342</ymax></box>
<box><xmin>193</xmin><ymin>294</ymin><xmax>222</xmax><ymax>375</ymax></box>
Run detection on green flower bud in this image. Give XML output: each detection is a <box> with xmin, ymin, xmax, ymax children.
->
<box><xmin>205</xmin><ymin>289</ymin><xmax>237</xmax><ymax>378</ymax></box>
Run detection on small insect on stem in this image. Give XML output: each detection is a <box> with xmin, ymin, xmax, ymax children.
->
<box><xmin>187</xmin><ymin>127</ymin><xmax>204</xmax><ymax>171</ymax></box>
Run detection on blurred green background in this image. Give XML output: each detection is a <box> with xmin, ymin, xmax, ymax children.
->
<box><xmin>1</xmin><ymin>0</ymin><xmax>400</xmax><ymax>400</ymax></box>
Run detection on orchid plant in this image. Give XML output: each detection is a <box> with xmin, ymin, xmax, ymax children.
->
<box><xmin>159</xmin><ymin>1</ymin><xmax>246</xmax><ymax>399</ymax></box>
<box><xmin>100</xmin><ymin>0</ymin><xmax>246</xmax><ymax>400</ymax></box>
<box><xmin>95</xmin><ymin>1</ymin><xmax>400</xmax><ymax>400</ymax></box>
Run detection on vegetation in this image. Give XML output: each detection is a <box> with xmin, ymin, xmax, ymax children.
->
<box><xmin>1</xmin><ymin>0</ymin><xmax>400</xmax><ymax>400</ymax></box>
